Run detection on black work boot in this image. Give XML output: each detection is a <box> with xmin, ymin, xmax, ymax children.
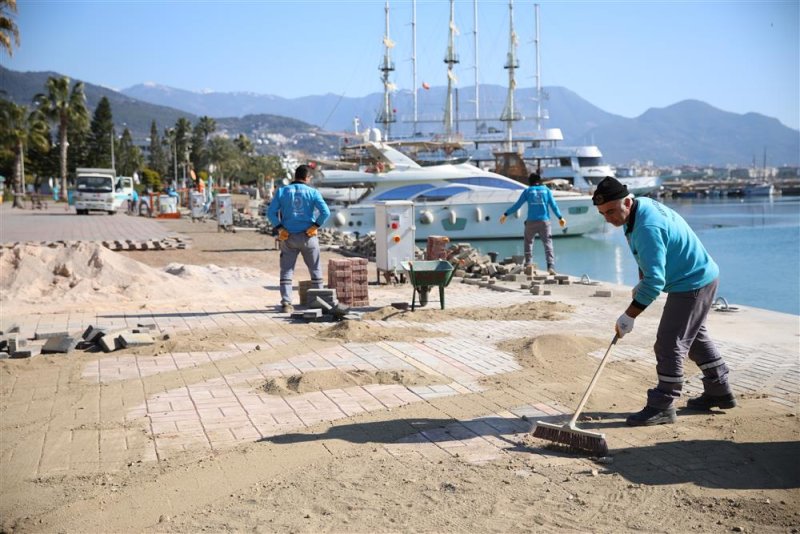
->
<box><xmin>626</xmin><ymin>405</ymin><xmax>677</xmax><ymax>427</ymax></box>
<box><xmin>686</xmin><ymin>392</ymin><xmax>737</xmax><ymax>410</ymax></box>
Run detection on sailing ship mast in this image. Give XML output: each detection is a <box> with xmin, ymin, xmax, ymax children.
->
<box><xmin>533</xmin><ymin>3</ymin><xmax>546</xmax><ymax>131</ymax></box>
<box><xmin>412</xmin><ymin>0</ymin><xmax>418</xmax><ymax>135</ymax></box>
<box><xmin>473</xmin><ymin>0</ymin><xmax>480</xmax><ymax>132</ymax></box>
<box><xmin>442</xmin><ymin>0</ymin><xmax>460</xmax><ymax>140</ymax></box>
<box><xmin>499</xmin><ymin>0</ymin><xmax>522</xmax><ymax>151</ymax></box>
<box><xmin>376</xmin><ymin>0</ymin><xmax>397</xmax><ymax>140</ymax></box>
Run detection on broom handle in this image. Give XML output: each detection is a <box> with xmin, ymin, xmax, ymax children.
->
<box><xmin>568</xmin><ymin>334</ymin><xmax>619</xmax><ymax>428</ymax></box>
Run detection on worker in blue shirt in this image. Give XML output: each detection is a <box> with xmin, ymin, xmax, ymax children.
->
<box><xmin>267</xmin><ymin>164</ymin><xmax>330</xmax><ymax>313</ymax></box>
<box><xmin>593</xmin><ymin>176</ymin><xmax>734</xmax><ymax>427</ymax></box>
<box><xmin>128</xmin><ymin>188</ymin><xmax>139</xmax><ymax>215</ymax></box>
<box><xmin>500</xmin><ymin>172</ymin><xmax>566</xmax><ymax>275</ymax></box>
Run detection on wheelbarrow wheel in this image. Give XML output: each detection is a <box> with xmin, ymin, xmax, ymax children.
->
<box><xmin>418</xmin><ymin>286</ymin><xmax>431</xmax><ymax>307</ymax></box>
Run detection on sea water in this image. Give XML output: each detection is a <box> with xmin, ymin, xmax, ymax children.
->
<box><xmin>447</xmin><ymin>197</ymin><xmax>800</xmax><ymax>316</ymax></box>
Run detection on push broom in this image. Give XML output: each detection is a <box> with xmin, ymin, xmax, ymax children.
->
<box><xmin>532</xmin><ymin>334</ymin><xmax>618</xmax><ymax>457</ymax></box>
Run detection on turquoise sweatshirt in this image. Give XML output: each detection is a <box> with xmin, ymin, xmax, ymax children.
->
<box><xmin>627</xmin><ymin>197</ymin><xmax>719</xmax><ymax>308</ymax></box>
<box><xmin>267</xmin><ymin>182</ymin><xmax>330</xmax><ymax>234</ymax></box>
<box><xmin>504</xmin><ymin>184</ymin><xmax>563</xmax><ymax>222</ymax></box>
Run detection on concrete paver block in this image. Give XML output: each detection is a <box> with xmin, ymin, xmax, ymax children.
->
<box><xmin>118</xmin><ymin>333</ymin><xmax>156</xmax><ymax>348</ymax></box>
<box><xmin>41</xmin><ymin>335</ymin><xmax>79</xmax><ymax>354</ymax></box>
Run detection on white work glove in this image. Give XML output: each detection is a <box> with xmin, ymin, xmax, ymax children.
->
<box><xmin>615</xmin><ymin>313</ymin><xmax>635</xmax><ymax>338</ymax></box>
<box><xmin>499</xmin><ymin>214</ymin><xmax>507</xmax><ymax>224</ymax></box>
<box><xmin>559</xmin><ymin>218</ymin><xmax>567</xmax><ymax>228</ymax></box>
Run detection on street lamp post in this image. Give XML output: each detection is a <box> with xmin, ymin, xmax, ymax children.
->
<box><xmin>111</xmin><ymin>125</ymin><xmax>116</xmax><ymax>171</ymax></box>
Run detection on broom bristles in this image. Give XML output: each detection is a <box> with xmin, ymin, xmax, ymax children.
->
<box><xmin>532</xmin><ymin>421</ymin><xmax>609</xmax><ymax>457</ymax></box>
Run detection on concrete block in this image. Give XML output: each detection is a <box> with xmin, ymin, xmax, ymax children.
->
<box><xmin>530</xmin><ymin>286</ymin><xmax>541</xmax><ymax>295</ymax></box>
<box><xmin>41</xmin><ymin>336</ymin><xmax>79</xmax><ymax>354</ymax></box>
<box><xmin>544</xmin><ymin>279</ymin><xmax>558</xmax><ymax>285</ymax></box>
<box><xmin>543</xmin><ymin>290</ymin><xmax>552</xmax><ymax>296</ymax></box>
<box><xmin>11</xmin><ymin>349</ymin><xmax>34</xmax><ymax>359</ymax></box>
<box><xmin>98</xmin><ymin>335</ymin><xmax>121</xmax><ymax>353</ymax></box>
<box><xmin>594</xmin><ymin>290</ymin><xmax>613</xmax><ymax>298</ymax></box>
<box><xmin>559</xmin><ymin>280</ymin><xmax>571</xmax><ymax>285</ymax></box>
<box><xmin>555</xmin><ymin>275</ymin><xmax>570</xmax><ymax>282</ymax></box>
<box><xmin>82</xmin><ymin>326</ymin><xmax>108</xmax><ymax>342</ymax></box>
<box><xmin>118</xmin><ymin>333</ymin><xmax>155</xmax><ymax>348</ymax></box>
<box><xmin>8</xmin><ymin>336</ymin><xmax>27</xmax><ymax>353</ymax></box>
<box><xmin>290</xmin><ymin>311</ymin><xmax>307</xmax><ymax>321</ymax></box>
<box><xmin>303</xmin><ymin>309</ymin><xmax>323</xmax><ymax>319</ymax></box>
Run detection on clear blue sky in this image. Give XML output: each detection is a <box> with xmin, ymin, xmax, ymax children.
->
<box><xmin>5</xmin><ymin>0</ymin><xmax>799</xmax><ymax>130</ymax></box>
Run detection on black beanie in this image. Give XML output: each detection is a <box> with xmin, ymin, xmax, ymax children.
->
<box><xmin>528</xmin><ymin>173</ymin><xmax>542</xmax><ymax>184</ymax></box>
<box><xmin>592</xmin><ymin>177</ymin><xmax>629</xmax><ymax>205</ymax></box>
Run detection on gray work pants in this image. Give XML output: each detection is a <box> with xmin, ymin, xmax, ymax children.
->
<box><xmin>523</xmin><ymin>219</ymin><xmax>554</xmax><ymax>267</ymax></box>
<box><xmin>278</xmin><ymin>233</ymin><xmax>323</xmax><ymax>305</ymax></box>
<box><xmin>647</xmin><ymin>278</ymin><xmax>731</xmax><ymax>409</ymax></box>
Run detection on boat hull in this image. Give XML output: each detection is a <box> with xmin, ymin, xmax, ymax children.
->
<box><xmin>325</xmin><ymin>195</ymin><xmax>605</xmax><ymax>239</ymax></box>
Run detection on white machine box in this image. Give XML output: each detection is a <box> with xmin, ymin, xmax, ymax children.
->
<box><xmin>375</xmin><ymin>201</ymin><xmax>415</xmax><ymax>274</ymax></box>
<box><xmin>190</xmin><ymin>192</ymin><xmax>205</xmax><ymax>220</ymax></box>
<box><xmin>216</xmin><ymin>194</ymin><xmax>233</xmax><ymax>229</ymax></box>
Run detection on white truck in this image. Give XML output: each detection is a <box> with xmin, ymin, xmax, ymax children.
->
<box><xmin>74</xmin><ymin>168</ymin><xmax>116</xmax><ymax>215</ymax></box>
<box><xmin>73</xmin><ymin>168</ymin><xmax>134</xmax><ymax>215</ymax></box>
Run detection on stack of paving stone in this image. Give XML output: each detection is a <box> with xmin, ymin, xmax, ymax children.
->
<box><xmin>0</xmin><ymin>324</ymin><xmax>157</xmax><ymax>359</ymax></box>
<box><xmin>327</xmin><ymin>258</ymin><xmax>370</xmax><ymax>306</ymax></box>
<box><xmin>425</xmin><ymin>236</ymin><xmax>451</xmax><ymax>260</ymax></box>
<box><xmin>289</xmin><ymin>288</ymin><xmax>363</xmax><ymax>322</ymax></box>
<box><xmin>100</xmin><ymin>237</ymin><xmax>191</xmax><ymax>251</ymax></box>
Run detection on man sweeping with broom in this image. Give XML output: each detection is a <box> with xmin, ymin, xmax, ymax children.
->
<box><xmin>592</xmin><ymin>177</ymin><xmax>736</xmax><ymax>426</ymax></box>
<box><xmin>532</xmin><ymin>178</ymin><xmax>736</xmax><ymax>456</ymax></box>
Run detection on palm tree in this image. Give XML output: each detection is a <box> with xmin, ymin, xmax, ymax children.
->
<box><xmin>34</xmin><ymin>76</ymin><xmax>89</xmax><ymax>201</ymax></box>
<box><xmin>0</xmin><ymin>99</ymin><xmax>49</xmax><ymax>207</ymax></box>
<box><xmin>0</xmin><ymin>0</ymin><xmax>20</xmax><ymax>57</ymax></box>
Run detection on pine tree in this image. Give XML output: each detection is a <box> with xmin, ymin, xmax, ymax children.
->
<box><xmin>86</xmin><ymin>96</ymin><xmax>114</xmax><ymax>168</ymax></box>
<box><xmin>148</xmin><ymin>120</ymin><xmax>167</xmax><ymax>177</ymax></box>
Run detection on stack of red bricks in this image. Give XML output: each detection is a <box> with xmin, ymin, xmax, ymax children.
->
<box><xmin>327</xmin><ymin>258</ymin><xmax>370</xmax><ymax>307</ymax></box>
<box><xmin>425</xmin><ymin>235</ymin><xmax>451</xmax><ymax>260</ymax></box>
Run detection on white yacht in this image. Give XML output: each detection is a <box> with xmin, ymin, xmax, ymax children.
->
<box><xmin>314</xmin><ymin>139</ymin><xmax>604</xmax><ymax>240</ymax></box>
<box><xmin>471</xmin><ymin>128</ymin><xmax>662</xmax><ymax>197</ymax></box>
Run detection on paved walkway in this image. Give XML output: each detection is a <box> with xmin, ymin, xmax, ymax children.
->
<box><xmin>0</xmin><ymin>202</ymin><xmax>179</xmax><ymax>244</ymax></box>
<box><xmin>1</xmin><ymin>205</ymin><xmax>797</xmax><ymax>484</ymax></box>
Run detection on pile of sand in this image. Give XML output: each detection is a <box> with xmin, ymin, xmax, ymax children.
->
<box><xmin>260</xmin><ymin>368</ymin><xmax>447</xmax><ymax>396</ymax></box>
<box><xmin>316</xmin><ymin>321</ymin><xmax>444</xmax><ymax>343</ymax></box>
<box><xmin>0</xmin><ymin>243</ymin><xmax>273</xmax><ymax>309</ymax></box>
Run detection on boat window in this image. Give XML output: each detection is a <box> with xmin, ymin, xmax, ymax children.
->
<box><xmin>373</xmin><ymin>184</ymin><xmax>435</xmax><ymax>201</ymax></box>
<box><xmin>414</xmin><ymin>186</ymin><xmax>471</xmax><ymax>201</ymax></box>
<box><xmin>568</xmin><ymin>206</ymin><xmax>589</xmax><ymax>215</ymax></box>
<box><xmin>447</xmin><ymin>177</ymin><xmax>524</xmax><ymax>190</ymax></box>
<box><xmin>578</xmin><ymin>157</ymin><xmax>603</xmax><ymax>167</ymax></box>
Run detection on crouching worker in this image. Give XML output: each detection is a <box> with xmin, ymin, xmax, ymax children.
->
<box><xmin>267</xmin><ymin>165</ymin><xmax>330</xmax><ymax>313</ymax></box>
<box><xmin>592</xmin><ymin>177</ymin><xmax>735</xmax><ymax>426</ymax></box>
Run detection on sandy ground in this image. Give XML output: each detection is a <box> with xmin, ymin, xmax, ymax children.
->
<box><xmin>1</xmin><ymin>216</ymin><xmax>798</xmax><ymax>533</ymax></box>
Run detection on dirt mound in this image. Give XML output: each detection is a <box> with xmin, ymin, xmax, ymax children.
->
<box><xmin>260</xmin><ymin>368</ymin><xmax>447</xmax><ymax>395</ymax></box>
<box><xmin>363</xmin><ymin>301</ymin><xmax>573</xmax><ymax>322</ymax></box>
<box><xmin>316</xmin><ymin>321</ymin><xmax>444</xmax><ymax>343</ymax></box>
<box><xmin>0</xmin><ymin>243</ymin><xmax>273</xmax><ymax>309</ymax></box>
<box><xmin>498</xmin><ymin>333</ymin><xmax>608</xmax><ymax>373</ymax></box>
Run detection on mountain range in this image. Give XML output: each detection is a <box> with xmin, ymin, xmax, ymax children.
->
<box><xmin>2</xmin><ymin>66</ymin><xmax>798</xmax><ymax>167</ymax></box>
